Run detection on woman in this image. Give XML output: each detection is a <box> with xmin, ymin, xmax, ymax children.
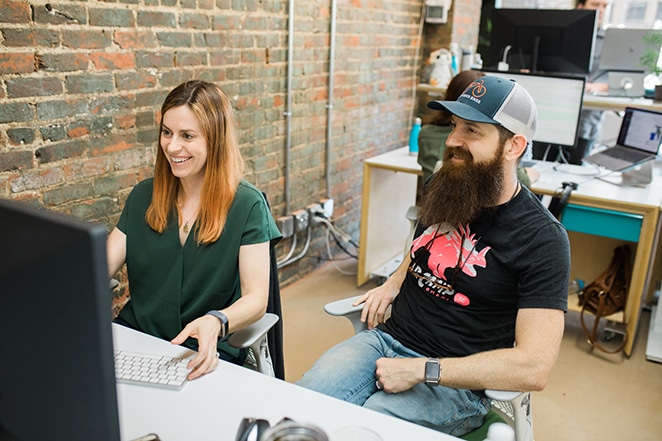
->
<box><xmin>107</xmin><ymin>80</ymin><xmax>281</xmax><ymax>380</ymax></box>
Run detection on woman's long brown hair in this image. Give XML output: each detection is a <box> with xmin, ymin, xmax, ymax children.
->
<box><xmin>146</xmin><ymin>81</ymin><xmax>244</xmax><ymax>244</ymax></box>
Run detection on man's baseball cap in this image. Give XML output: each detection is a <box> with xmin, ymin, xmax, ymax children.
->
<box><xmin>427</xmin><ymin>75</ymin><xmax>537</xmax><ymax>142</ymax></box>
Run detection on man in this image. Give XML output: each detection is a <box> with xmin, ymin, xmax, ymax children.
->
<box><xmin>297</xmin><ymin>76</ymin><xmax>570</xmax><ymax>437</ymax></box>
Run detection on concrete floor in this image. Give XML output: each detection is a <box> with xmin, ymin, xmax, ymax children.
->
<box><xmin>280</xmin><ymin>261</ymin><xmax>662</xmax><ymax>441</ymax></box>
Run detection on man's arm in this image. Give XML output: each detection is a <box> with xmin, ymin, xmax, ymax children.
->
<box><xmin>353</xmin><ymin>252</ymin><xmax>410</xmax><ymax>329</ymax></box>
<box><xmin>375</xmin><ymin>307</ymin><xmax>564</xmax><ymax>393</ymax></box>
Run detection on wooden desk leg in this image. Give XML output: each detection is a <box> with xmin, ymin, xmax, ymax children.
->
<box><xmin>624</xmin><ymin>208</ymin><xmax>659</xmax><ymax>356</ymax></box>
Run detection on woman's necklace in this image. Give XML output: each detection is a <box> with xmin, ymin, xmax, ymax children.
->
<box><xmin>182</xmin><ymin>212</ymin><xmax>196</xmax><ymax>234</ymax></box>
<box><xmin>178</xmin><ymin>198</ymin><xmax>199</xmax><ymax>234</ymax></box>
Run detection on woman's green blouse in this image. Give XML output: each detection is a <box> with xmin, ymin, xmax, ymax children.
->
<box><xmin>116</xmin><ymin>179</ymin><xmax>281</xmax><ymax>357</ymax></box>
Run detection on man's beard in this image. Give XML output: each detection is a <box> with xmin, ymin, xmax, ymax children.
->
<box><xmin>418</xmin><ymin>143</ymin><xmax>505</xmax><ymax>229</ymax></box>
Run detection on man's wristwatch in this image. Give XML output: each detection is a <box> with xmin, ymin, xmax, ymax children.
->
<box><xmin>205</xmin><ymin>310</ymin><xmax>229</xmax><ymax>339</ymax></box>
<box><xmin>424</xmin><ymin>358</ymin><xmax>441</xmax><ymax>385</ymax></box>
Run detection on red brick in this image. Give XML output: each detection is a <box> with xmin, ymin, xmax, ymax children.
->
<box><xmin>62</xmin><ymin>30</ymin><xmax>112</xmax><ymax>49</ymax></box>
<box><xmin>89</xmin><ymin>52</ymin><xmax>136</xmax><ymax>70</ymax></box>
<box><xmin>90</xmin><ymin>133</ymin><xmax>136</xmax><ymax>155</ymax></box>
<box><xmin>6</xmin><ymin>76</ymin><xmax>63</xmax><ymax>98</ymax></box>
<box><xmin>0</xmin><ymin>150</ymin><xmax>34</xmax><ymax>172</ymax></box>
<box><xmin>113</xmin><ymin>30</ymin><xmax>158</xmax><ymax>49</ymax></box>
<box><xmin>0</xmin><ymin>0</ymin><xmax>32</xmax><ymax>24</ymax></box>
<box><xmin>9</xmin><ymin>167</ymin><xmax>64</xmax><ymax>193</ymax></box>
<box><xmin>37</xmin><ymin>52</ymin><xmax>89</xmax><ymax>72</ymax></box>
<box><xmin>0</xmin><ymin>52</ymin><xmax>35</xmax><ymax>74</ymax></box>
<box><xmin>62</xmin><ymin>157</ymin><xmax>113</xmax><ymax>182</ymax></box>
<box><xmin>2</xmin><ymin>28</ymin><xmax>59</xmax><ymax>48</ymax></box>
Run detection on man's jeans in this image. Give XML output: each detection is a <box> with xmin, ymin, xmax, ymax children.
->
<box><xmin>296</xmin><ymin>328</ymin><xmax>490</xmax><ymax>436</ymax></box>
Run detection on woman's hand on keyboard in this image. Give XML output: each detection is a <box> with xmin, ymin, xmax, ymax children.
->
<box><xmin>171</xmin><ymin>315</ymin><xmax>221</xmax><ymax>380</ymax></box>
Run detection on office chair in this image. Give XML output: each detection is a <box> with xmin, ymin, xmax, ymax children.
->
<box><xmin>324</xmin><ymin>296</ymin><xmax>533</xmax><ymax>441</ymax></box>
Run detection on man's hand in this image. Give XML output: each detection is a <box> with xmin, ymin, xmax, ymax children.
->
<box><xmin>171</xmin><ymin>315</ymin><xmax>221</xmax><ymax>380</ymax></box>
<box><xmin>375</xmin><ymin>357</ymin><xmax>425</xmax><ymax>393</ymax></box>
<box><xmin>353</xmin><ymin>284</ymin><xmax>399</xmax><ymax>329</ymax></box>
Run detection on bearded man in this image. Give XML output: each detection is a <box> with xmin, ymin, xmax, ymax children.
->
<box><xmin>297</xmin><ymin>76</ymin><xmax>570</xmax><ymax>437</ymax></box>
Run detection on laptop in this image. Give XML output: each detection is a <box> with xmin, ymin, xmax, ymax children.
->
<box><xmin>599</xmin><ymin>28</ymin><xmax>652</xmax><ymax>72</ymax></box>
<box><xmin>583</xmin><ymin>107</ymin><xmax>662</xmax><ymax>171</ymax></box>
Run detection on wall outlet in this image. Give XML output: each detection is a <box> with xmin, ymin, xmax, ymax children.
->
<box><xmin>306</xmin><ymin>203</ymin><xmax>323</xmax><ymax>225</ymax></box>
<box><xmin>320</xmin><ymin>197</ymin><xmax>334</xmax><ymax>218</ymax></box>
<box><xmin>292</xmin><ymin>209</ymin><xmax>309</xmax><ymax>232</ymax></box>
<box><xmin>277</xmin><ymin>215</ymin><xmax>294</xmax><ymax>238</ymax></box>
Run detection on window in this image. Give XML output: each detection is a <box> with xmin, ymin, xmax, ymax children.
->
<box><xmin>607</xmin><ymin>0</ymin><xmax>662</xmax><ymax>27</ymax></box>
<box><xmin>625</xmin><ymin>2</ymin><xmax>647</xmax><ymax>21</ymax></box>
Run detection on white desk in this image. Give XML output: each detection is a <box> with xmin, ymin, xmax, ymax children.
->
<box><xmin>582</xmin><ymin>94</ymin><xmax>662</xmax><ymax>112</ymax></box>
<box><xmin>114</xmin><ymin>324</ymin><xmax>456</xmax><ymax>441</ymax></box>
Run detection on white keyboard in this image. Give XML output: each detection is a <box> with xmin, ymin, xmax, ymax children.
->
<box><xmin>114</xmin><ymin>350</ymin><xmax>190</xmax><ymax>390</ymax></box>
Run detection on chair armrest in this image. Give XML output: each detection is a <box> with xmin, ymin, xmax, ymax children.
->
<box><xmin>228</xmin><ymin>313</ymin><xmax>279</xmax><ymax>349</ymax></box>
<box><xmin>228</xmin><ymin>313</ymin><xmax>279</xmax><ymax>377</ymax></box>
<box><xmin>485</xmin><ymin>390</ymin><xmax>532</xmax><ymax>441</ymax></box>
<box><xmin>110</xmin><ymin>279</ymin><xmax>120</xmax><ymax>291</ymax></box>
<box><xmin>484</xmin><ymin>390</ymin><xmax>525</xmax><ymax>402</ymax></box>
<box><xmin>324</xmin><ymin>295</ymin><xmax>368</xmax><ymax>334</ymax></box>
<box><xmin>324</xmin><ymin>295</ymin><xmax>363</xmax><ymax>316</ymax></box>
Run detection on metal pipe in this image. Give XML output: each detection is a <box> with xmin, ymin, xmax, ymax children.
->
<box><xmin>277</xmin><ymin>224</ymin><xmax>313</xmax><ymax>268</ymax></box>
<box><xmin>275</xmin><ymin>233</ymin><xmax>298</xmax><ymax>267</ymax></box>
<box><xmin>325</xmin><ymin>0</ymin><xmax>338</xmax><ymax>198</ymax></box>
<box><xmin>409</xmin><ymin>1</ymin><xmax>427</xmax><ymax>128</ymax></box>
<box><xmin>284</xmin><ymin>0</ymin><xmax>295</xmax><ymax>214</ymax></box>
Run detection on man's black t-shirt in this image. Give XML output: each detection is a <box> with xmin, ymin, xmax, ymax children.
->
<box><xmin>379</xmin><ymin>185</ymin><xmax>570</xmax><ymax>358</ymax></box>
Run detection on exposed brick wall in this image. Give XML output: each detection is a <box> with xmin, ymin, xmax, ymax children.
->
<box><xmin>0</xmin><ymin>0</ymin><xmax>478</xmax><ymax>296</ymax></box>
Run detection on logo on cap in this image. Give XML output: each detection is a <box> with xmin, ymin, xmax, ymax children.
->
<box><xmin>466</xmin><ymin>79</ymin><xmax>487</xmax><ymax>98</ymax></box>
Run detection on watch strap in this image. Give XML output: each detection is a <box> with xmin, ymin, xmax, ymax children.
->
<box><xmin>205</xmin><ymin>310</ymin><xmax>229</xmax><ymax>339</ymax></box>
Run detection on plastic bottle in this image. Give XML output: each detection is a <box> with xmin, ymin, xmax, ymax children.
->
<box><xmin>409</xmin><ymin>117</ymin><xmax>422</xmax><ymax>156</ymax></box>
<box><xmin>472</xmin><ymin>53</ymin><xmax>483</xmax><ymax>70</ymax></box>
<box><xmin>568</xmin><ymin>278</ymin><xmax>585</xmax><ymax>295</ymax></box>
<box><xmin>449</xmin><ymin>42</ymin><xmax>460</xmax><ymax>75</ymax></box>
<box><xmin>483</xmin><ymin>422</ymin><xmax>515</xmax><ymax>441</ymax></box>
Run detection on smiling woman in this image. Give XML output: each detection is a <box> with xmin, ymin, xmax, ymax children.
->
<box><xmin>106</xmin><ymin>80</ymin><xmax>282</xmax><ymax>380</ymax></box>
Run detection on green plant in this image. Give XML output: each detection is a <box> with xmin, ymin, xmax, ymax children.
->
<box><xmin>640</xmin><ymin>30</ymin><xmax>662</xmax><ymax>76</ymax></box>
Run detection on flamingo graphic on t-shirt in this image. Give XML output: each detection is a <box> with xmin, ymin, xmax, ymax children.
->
<box><xmin>411</xmin><ymin>225</ymin><xmax>490</xmax><ymax>282</ymax></box>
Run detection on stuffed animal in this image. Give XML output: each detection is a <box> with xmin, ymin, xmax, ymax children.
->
<box><xmin>426</xmin><ymin>48</ymin><xmax>454</xmax><ymax>88</ymax></box>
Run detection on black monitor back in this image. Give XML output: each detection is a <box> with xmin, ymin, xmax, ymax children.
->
<box><xmin>489</xmin><ymin>9</ymin><xmax>597</xmax><ymax>75</ymax></box>
<box><xmin>0</xmin><ymin>199</ymin><xmax>120</xmax><ymax>441</ymax></box>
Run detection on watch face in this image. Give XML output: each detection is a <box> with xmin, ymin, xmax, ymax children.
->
<box><xmin>425</xmin><ymin>359</ymin><xmax>440</xmax><ymax>382</ymax></box>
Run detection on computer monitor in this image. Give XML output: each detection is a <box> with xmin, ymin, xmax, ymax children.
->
<box><xmin>489</xmin><ymin>8</ymin><xmax>598</xmax><ymax>75</ymax></box>
<box><xmin>483</xmin><ymin>70</ymin><xmax>586</xmax><ymax>148</ymax></box>
<box><xmin>599</xmin><ymin>27</ymin><xmax>656</xmax><ymax>73</ymax></box>
<box><xmin>0</xmin><ymin>199</ymin><xmax>120</xmax><ymax>441</ymax></box>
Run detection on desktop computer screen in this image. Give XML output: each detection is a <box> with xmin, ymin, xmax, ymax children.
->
<box><xmin>489</xmin><ymin>8</ymin><xmax>597</xmax><ymax>75</ymax></box>
<box><xmin>483</xmin><ymin>70</ymin><xmax>586</xmax><ymax>148</ymax></box>
<box><xmin>0</xmin><ymin>199</ymin><xmax>121</xmax><ymax>441</ymax></box>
